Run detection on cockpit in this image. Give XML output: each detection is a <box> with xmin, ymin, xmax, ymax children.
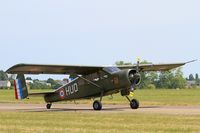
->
<box><xmin>103</xmin><ymin>67</ymin><xmax>121</xmax><ymax>74</ymax></box>
<box><xmin>82</xmin><ymin>67</ymin><xmax>121</xmax><ymax>83</ymax></box>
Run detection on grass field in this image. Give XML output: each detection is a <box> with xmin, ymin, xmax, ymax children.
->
<box><xmin>0</xmin><ymin>89</ymin><xmax>200</xmax><ymax>106</ymax></box>
<box><xmin>0</xmin><ymin>112</ymin><xmax>200</xmax><ymax>133</ymax></box>
<box><xmin>0</xmin><ymin>89</ymin><xmax>200</xmax><ymax>133</ymax></box>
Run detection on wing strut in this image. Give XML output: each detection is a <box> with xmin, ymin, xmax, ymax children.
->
<box><xmin>76</xmin><ymin>75</ymin><xmax>105</xmax><ymax>102</ymax></box>
<box><xmin>76</xmin><ymin>75</ymin><xmax>104</xmax><ymax>91</ymax></box>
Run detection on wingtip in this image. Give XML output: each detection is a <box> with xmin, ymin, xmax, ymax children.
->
<box><xmin>185</xmin><ymin>59</ymin><xmax>198</xmax><ymax>64</ymax></box>
<box><xmin>6</xmin><ymin>63</ymin><xmax>25</xmax><ymax>74</ymax></box>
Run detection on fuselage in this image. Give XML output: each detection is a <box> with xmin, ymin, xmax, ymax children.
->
<box><xmin>44</xmin><ymin>69</ymin><xmax>134</xmax><ymax>103</ymax></box>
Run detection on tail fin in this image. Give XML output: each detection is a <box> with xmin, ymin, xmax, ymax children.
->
<box><xmin>14</xmin><ymin>74</ymin><xmax>28</xmax><ymax>100</ymax></box>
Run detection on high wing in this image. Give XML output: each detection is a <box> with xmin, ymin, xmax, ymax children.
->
<box><xmin>6</xmin><ymin>60</ymin><xmax>195</xmax><ymax>75</ymax></box>
<box><xmin>118</xmin><ymin>62</ymin><xmax>190</xmax><ymax>72</ymax></box>
<box><xmin>6</xmin><ymin>64</ymin><xmax>103</xmax><ymax>75</ymax></box>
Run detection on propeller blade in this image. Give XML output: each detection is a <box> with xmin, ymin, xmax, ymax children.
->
<box><xmin>136</xmin><ymin>57</ymin><xmax>140</xmax><ymax>73</ymax></box>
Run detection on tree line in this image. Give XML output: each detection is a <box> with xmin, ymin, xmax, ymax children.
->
<box><xmin>26</xmin><ymin>77</ymin><xmax>63</xmax><ymax>90</ymax></box>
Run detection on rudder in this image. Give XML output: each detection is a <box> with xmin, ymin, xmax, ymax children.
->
<box><xmin>14</xmin><ymin>74</ymin><xmax>28</xmax><ymax>100</ymax></box>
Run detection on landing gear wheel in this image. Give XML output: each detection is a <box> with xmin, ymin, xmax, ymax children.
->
<box><xmin>93</xmin><ymin>100</ymin><xmax>102</xmax><ymax>111</ymax></box>
<box><xmin>130</xmin><ymin>99</ymin><xmax>139</xmax><ymax>109</ymax></box>
<box><xmin>46</xmin><ymin>103</ymin><xmax>52</xmax><ymax>109</ymax></box>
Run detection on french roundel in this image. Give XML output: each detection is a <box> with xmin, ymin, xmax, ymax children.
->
<box><xmin>59</xmin><ymin>89</ymin><xmax>66</xmax><ymax>99</ymax></box>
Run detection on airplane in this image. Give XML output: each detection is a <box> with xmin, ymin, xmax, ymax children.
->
<box><xmin>6</xmin><ymin>60</ymin><xmax>195</xmax><ymax>111</ymax></box>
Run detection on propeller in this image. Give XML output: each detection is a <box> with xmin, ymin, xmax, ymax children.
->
<box><xmin>129</xmin><ymin>58</ymin><xmax>142</xmax><ymax>91</ymax></box>
<box><xmin>136</xmin><ymin>57</ymin><xmax>140</xmax><ymax>73</ymax></box>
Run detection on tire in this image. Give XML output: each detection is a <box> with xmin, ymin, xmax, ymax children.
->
<box><xmin>93</xmin><ymin>100</ymin><xmax>102</xmax><ymax>110</ymax></box>
<box><xmin>130</xmin><ymin>99</ymin><xmax>139</xmax><ymax>109</ymax></box>
<box><xmin>46</xmin><ymin>103</ymin><xmax>52</xmax><ymax>109</ymax></box>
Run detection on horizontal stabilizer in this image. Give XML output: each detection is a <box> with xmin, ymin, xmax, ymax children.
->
<box><xmin>29</xmin><ymin>92</ymin><xmax>55</xmax><ymax>97</ymax></box>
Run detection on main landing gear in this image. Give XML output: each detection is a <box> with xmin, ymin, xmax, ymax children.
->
<box><xmin>126</xmin><ymin>96</ymin><xmax>139</xmax><ymax>109</ymax></box>
<box><xmin>92</xmin><ymin>97</ymin><xmax>139</xmax><ymax>110</ymax></box>
<box><xmin>92</xmin><ymin>93</ymin><xmax>139</xmax><ymax>110</ymax></box>
<box><xmin>93</xmin><ymin>100</ymin><xmax>102</xmax><ymax>110</ymax></box>
<box><xmin>93</xmin><ymin>91</ymin><xmax>104</xmax><ymax>111</ymax></box>
<box><xmin>46</xmin><ymin>103</ymin><xmax>52</xmax><ymax>109</ymax></box>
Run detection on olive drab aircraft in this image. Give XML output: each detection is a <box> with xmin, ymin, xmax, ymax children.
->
<box><xmin>6</xmin><ymin>60</ymin><xmax>195</xmax><ymax>110</ymax></box>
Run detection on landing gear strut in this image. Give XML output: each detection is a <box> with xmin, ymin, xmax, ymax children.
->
<box><xmin>46</xmin><ymin>103</ymin><xmax>52</xmax><ymax>109</ymax></box>
<box><xmin>93</xmin><ymin>91</ymin><xmax>104</xmax><ymax>111</ymax></box>
<box><xmin>126</xmin><ymin>96</ymin><xmax>139</xmax><ymax>109</ymax></box>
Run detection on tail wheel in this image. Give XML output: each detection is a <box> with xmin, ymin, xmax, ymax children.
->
<box><xmin>130</xmin><ymin>99</ymin><xmax>139</xmax><ymax>109</ymax></box>
<box><xmin>46</xmin><ymin>103</ymin><xmax>52</xmax><ymax>109</ymax></box>
<box><xmin>93</xmin><ymin>100</ymin><xmax>102</xmax><ymax>111</ymax></box>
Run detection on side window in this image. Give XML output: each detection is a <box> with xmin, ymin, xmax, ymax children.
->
<box><xmin>92</xmin><ymin>73</ymin><xmax>99</xmax><ymax>82</ymax></box>
<box><xmin>84</xmin><ymin>71</ymin><xmax>108</xmax><ymax>82</ymax></box>
<box><xmin>78</xmin><ymin>78</ymin><xmax>85</xmax><ymax>86</ymax></box>
<box><xmin>84</xmin><ymin>73</ymin><xmax>100</xmax><ymax>82</ymax></box>
<box><xmin>99</xmin><ymin>71</ymin><xmax>108</xmax><ymax>80</ymax></box>
<box><xmin>85</xmin><ymin>74</ymin><xmax>92</xmax><ymax>80</ymax></box>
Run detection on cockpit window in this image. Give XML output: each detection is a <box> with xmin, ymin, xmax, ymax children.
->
<box><xmin>103</xmin><ymin>67</ymin><xmax>121</xmax><ymax>74</ymax></box>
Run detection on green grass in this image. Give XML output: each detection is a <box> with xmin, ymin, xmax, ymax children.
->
<box><xmin>0</xmin><ymin>112</ymin><xmax>199</xmax><ymax>133</ymax></box>
<box><xmin>0</xmin><ymin>89</ymin><xmax>200</xmax><ymax>133</ymax></box>
<box><xmin>0</xmin><ymin>89</ymin><xmax>200</xmax><ymax>106</ymax></box>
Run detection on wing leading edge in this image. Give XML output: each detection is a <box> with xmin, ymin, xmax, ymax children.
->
<box><xmin>6</xmin><ymin>60</ymin><xmax>195</xmax><ymax>75</ymax></box>
<box><xmin>6</xmin><ymin>64</ymin><xmax>103</xmax><ymax>75</ymax></box>
<box><xmin>118</xmin><ymin>60</ymin><xmax>196</xmax><ymax>71</ymax></box>
<box><xmin>119</xmin><ymin>63</ymin><xmax>185</xmax><ymax>71</ymax></box>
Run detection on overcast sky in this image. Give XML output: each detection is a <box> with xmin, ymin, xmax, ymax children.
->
<box><xmin>0</xmin><ymin>0</ymin><xmax>199</xmax><ymax>79</ymax></box>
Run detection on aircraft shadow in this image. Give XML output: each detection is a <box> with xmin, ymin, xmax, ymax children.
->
<box><xmin>16</xmin><ymin>106</ymin><xmax>161</xmax><ymax>112</ymax></box>
<box><xmin>16</xmin><ymin>108</ymin><xmax>127</xmax><ymax>112</ymax></box>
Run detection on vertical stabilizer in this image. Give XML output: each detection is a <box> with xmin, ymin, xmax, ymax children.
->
<box><xmin>14</xmin><ymin>74</ymin><xmax>28</xmax><ymax>100</ymax></box>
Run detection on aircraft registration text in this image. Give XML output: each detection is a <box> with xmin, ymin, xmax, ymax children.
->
<box><xmin>65</xmin><ymin>83</ymin><xmax>79</xmax><ymax>96</ymax></box>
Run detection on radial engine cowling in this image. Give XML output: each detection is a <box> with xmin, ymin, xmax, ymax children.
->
<box><xmin>128</xmin><ymin>70</ymin><xmax>141</xmax><ymax>86</ymax></box>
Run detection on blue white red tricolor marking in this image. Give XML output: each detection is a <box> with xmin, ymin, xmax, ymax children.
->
<box><xmin>59</xmin><ymin>88</ymin><xmax>66</xmax><ymax>99</ymax></box>
<box><xmin>14</xmin><ymin>79</ymin><xmax>23</xmax><ymax>100</ymax></box>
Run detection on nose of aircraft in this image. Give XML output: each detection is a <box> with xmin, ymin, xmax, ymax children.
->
<box><xmin>128</xmin><ymin>71</ymin><xmax>141</xmax><ymax>86</ymax></box>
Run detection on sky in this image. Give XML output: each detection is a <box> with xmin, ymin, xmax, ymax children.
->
<box><xmin>0</xmin><ymin>0</ymin><xmax>199</xmax><ymax>79</ymax></box>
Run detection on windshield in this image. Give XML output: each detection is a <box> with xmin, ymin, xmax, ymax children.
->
<box><xmin>103</xmin><ymin>67</ymin><xmax>121</xmax><ymax>74</ymax></box>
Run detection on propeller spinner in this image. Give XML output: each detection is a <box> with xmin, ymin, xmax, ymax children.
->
<box><xmin>128</xmin><ymin>58</ymin><xmax>142</xmax><ymax>91</ymax></box>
